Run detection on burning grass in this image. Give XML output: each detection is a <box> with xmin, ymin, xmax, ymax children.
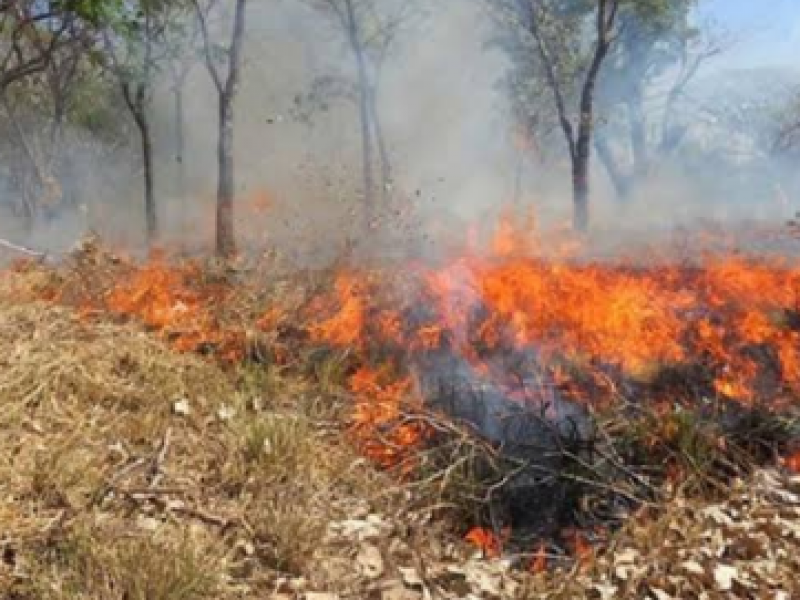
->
<box><xmin>2</xmin><ymin>220</ymin><xmax>800</xmax><ymax>597</ymax></box>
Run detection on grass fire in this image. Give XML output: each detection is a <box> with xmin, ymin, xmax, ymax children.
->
<box><xmin>2</xmin><ymin>0</ymin><xmax>800</xmax><ymax>598</ymax></box>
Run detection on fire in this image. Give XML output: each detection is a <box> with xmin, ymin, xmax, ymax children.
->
<box><xmin>309</xmin><ymin>272</ymin><xmax>368</xmax><ymax>347</ymax></box>
<box><xmin>529</xmin><ymin>542</ymin><xmax>547</xmax><ymax>574</ymax></box>
<box><xmin>566</xmin><ymin>529</ymin><xmax>594</xmax><ymax>572</ymax></box>
<box><xmin>306</xmin><ymin>209</ymin><xmax>800</xmax><ymax>472</ymax></box>
<box><xmin>10</xmin><ymin>208</ymin><xmax>800</xmax><ymax>571</ymax></box>
<box><xmin>102</xmin><ymin>257</ymin><xmax>245</xmax><ymax>362</ymax></box>
<box><xmin>348</xmin><ymin>367</ymin><xmax>425</xmax><ymax>469</ymax></box>
<box><xmin>13</xmin><ymin>209</ymin><xmax>800</xmax><ymax>554</ymax></box>
<box><xmin>782</xmin><ymin>449</ymin><xmax>800</xmax><ymax>474</ymax></box>
<box><xmin>464</xmin><ymin>526</ymin><xmax>509</xmax><ymax>559</ymax></box>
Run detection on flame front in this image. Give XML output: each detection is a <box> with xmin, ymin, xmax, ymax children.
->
<box><xmin>309</xmin><ymin>212</ymin><xmax>800</xmax><ymax>467</ymax></box>
<box><xmin>25</xmin><ymin>212</ymin><xmax>800</xmax><ymax>475</ymax></box>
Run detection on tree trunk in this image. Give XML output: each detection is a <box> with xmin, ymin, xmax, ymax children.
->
<box><xmin>136</xmin><ymin>112</ymin><xmax>158</xmax><ymax>244</ymax></box>
<box><xmin>174</xmin><ymin>85</ymin><xmax>187</xmax><ymax>238</ymax></box>
<box><xmin>356</xmin><ymin>74</ymin><xmax>375</xmax><ymax>231</ymax></box>
<box><xmin>595</xmin><ymin>134</ymin><xmax>631</xmax><ymax>201</ymax></box>
<box><xmin>626</xmin><ymin>86</ymin><xmax>647</xmax><ymax>182</ymax></box>
<box><xmin>4</xmin><ymin>94</ymin><xmax>47</xmax><ymax>230</ymax></box>
<box><xmin>194</xmin><ymin>0</ymin><xmax>247</xmax><ymax>258</ymax></box>
<box><xmin>573</xmin><ymin>114</ymin><xmax>594</xmax><ymax>232</ymax></box>
<box><xmin>343</xmin><ymin>0</ymin><xmax>375</xmax><ymax>232</ymax></box>
<box><xmin>216</xmin><ymin>95</ymin><xmax>236</xmax><ymax>258</ymax></box>
<box><xmin>571</xmin><ymin>22</ymin><xmax>611</xmax><ymax>231</ymax></box>
<box><xmin>572</xmin><ymin>151</ymin><xmax>589</xmax><ymax>232</ymax></box>
<box><xmin>369</xmin><ymin>84</ymin><xmax>391</xmax><ymax>203</ymax></box>
<box><xmin>49</xmin><ymin>100</ymin><xmax>73</xmax><ymax>210</ymax></box>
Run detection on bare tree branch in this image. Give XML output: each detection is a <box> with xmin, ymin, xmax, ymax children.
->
<box><xmin>524</xmin><ymin>1</ymin><xmax>575</xmax><ymax>159</ymax></box>
<box><xmin>191</xmin><ymin>0</ymin><xmax>224</xmax><ymax>94</ymax></box>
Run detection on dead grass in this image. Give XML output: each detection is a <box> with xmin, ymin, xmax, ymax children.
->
<box><xmin>28</xmin><ymin>524</ymin><xmax>222</xmax><ymax>600</ymax></box>
<box><xmin>0</xmin><ymin>294</ymin><xmax>414</xmax><ymax>598</ymax></box>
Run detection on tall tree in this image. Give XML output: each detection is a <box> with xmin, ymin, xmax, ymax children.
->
<box><xmin>102</xmin><ymin>0</ymin><xmax>174</xmax><ymax>245</ymax></box>
<box><xmin>0</xmin><ymin>1</ymin><xmax>76</xmax><ymax>230</ymax></box>
<box><xmin>304</xmin><ymin>0</ymin><xmax>413</xmax><ymax>233</ymax></box>
<box><xmin>41</xmin><ymin>17</ymin><xmax>97</xmax><ymax>214</ymax></box>
<box><xmin>161</xmin><ymin>11</ymin><xmax>201</xmax><ymax>225</ymax></box>
<box><xmin>0</xmin><ymin>1</ymin><xmax>70</xmax><ymax>90</ymax></box>
<box><xmin>492</xmin><ymin>0</ymin><xmax>621</xmax><ymax>231</ymax></box>
<box><xmin>193</xmin><ymin>0</ymin><xmax>248</xmax><ymax>258</ymax></box>
<box><xmin>594</xmin><ymin>0</ymin><xmax>722</xmax><ymax>200</ymax></box>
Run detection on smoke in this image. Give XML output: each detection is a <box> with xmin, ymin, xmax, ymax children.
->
<box><xmin>2</xmin><ymin>0</ymin><xmax>800</xmax><ymax>263</ymax></box>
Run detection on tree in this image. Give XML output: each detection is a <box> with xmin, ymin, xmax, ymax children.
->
<box><xmin>41</xmin><ymin>18</ymin><xmax>99</xmax><ymax>214</ymax></box>
<box><xmin>491</xmin><ymin>0</ymin><xmax>621</xmax><ymax>231</ymax></box>
<box><xmin>0</xmin><ymin>1</ymin><xmax>77</xmax><ymax>231</ymax></box>
<box><xmin>193</xmin><ymin>0</ymin><xmax>248</xmax><ymax>258</ymax></box>
<box><xmin>0</xmin><ymin>1</ymin><xmax>71</xmax><ymax>90</ymax></box>
<box><xmin>303</xmin><ymin>0</ymin><xmax>414</xmax><ymax>234</ymax></box>
<box><xmin>773</xmin><ymin>90</ymin><xmax>800</xmax><ymax>157</ymax></box>
<box><xmin>160</xmin><ymin>10</ymin><xmax>201</xmax><ymax>225</ymax></box>
<box><xmin>594</xmin><ymin>1</ymin><xmax>723</xmax><ymax>200</ymax></box>
<box><xmin>101</xmin><ymin>0</ymin><xmax>175</xmax><ymax>245</ymax></box>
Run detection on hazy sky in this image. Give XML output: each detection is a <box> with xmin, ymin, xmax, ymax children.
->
<box><xmin>701</xmin><ymin>0</ymin><xmax>800</xmax><ymax>69</ymax></box>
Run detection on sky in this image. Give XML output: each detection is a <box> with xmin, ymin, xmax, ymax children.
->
<box><xmin>700</xmin><ymin>0</ymin><xmax>800</xmax><ymax>70</ymax></box>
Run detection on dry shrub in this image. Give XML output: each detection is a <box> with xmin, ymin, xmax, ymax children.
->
<box><xmin>224</xmin><ymin>406</ymin><xmax>389</xmax><ymax>577</ymax></box>
<box><xmin>611</xmin><ymin>401</ymin><xmax>800</xmax><ymax>497</ymax></box>
<box><xmin>0</xmin><ymin>301</ymin><xmax>237</xmax><ymax>597</ymax></box>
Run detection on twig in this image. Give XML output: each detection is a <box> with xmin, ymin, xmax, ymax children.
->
<box><xmin>117</xmin><ymin>487</ymin><xmax>233</xmax><ymax>529</ymax></box>
<box><xmin>148</xmin><ymin>495</ymin><xmax>232</xmax><ymax>528</ymax></box>
<box><xmin>148</xmin><ymin>427</ymin><xmax>171</xmax><ymax>488</ymax></box>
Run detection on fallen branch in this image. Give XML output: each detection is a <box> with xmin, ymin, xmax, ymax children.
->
<box><xmin>0</xmin><ymin>237</ymin><xmax>48</xmax><ymax>261</ymax></box>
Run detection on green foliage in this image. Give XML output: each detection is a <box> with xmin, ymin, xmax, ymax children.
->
<box><xmin>55</xmin><ymin>0</ymin><xmax>126</xmax><ymax>25</ymax></box>
<box><xmin>71</xmin><ymin>72</ymin><xmax>131</xmax><ymax>138</ymax></box>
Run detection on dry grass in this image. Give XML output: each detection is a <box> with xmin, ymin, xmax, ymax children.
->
<box><xmin>27</xmin><ymin>525</ymin><xmax>222</xmax><ymax>600</ymax></box>
<box><xmin>0</xmin><ymin>297</ymin><xmax>407</xmax><ymax>598</ymax></box>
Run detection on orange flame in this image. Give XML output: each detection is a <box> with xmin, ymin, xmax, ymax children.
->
<box><xmin>17</xmin><ymin>207</ymin><xmax>800</xmax><ymax>485</ymax></box>
<box><xmin>464</xmin><ymin>527</ymin><xmax>509</xmax><ymax>559</ymax></box>
<box><xmin>306</xmin><ymin>210</ymin><xmax>800</xmax><ymax>471</ymax></box>
<box><xmin>103</xmin><ymin>258</ymin><xmax>244</xmax><ymax>362</ymax></box>
<box><xmin>529</xmin><ymin>542</ymin><xmax>548</xmax><ymax>574</ymax></box>
<box><xmin>782</xmin><ymin>449</ymin><xmax>800</xmax><ymax>474</ymax></box>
